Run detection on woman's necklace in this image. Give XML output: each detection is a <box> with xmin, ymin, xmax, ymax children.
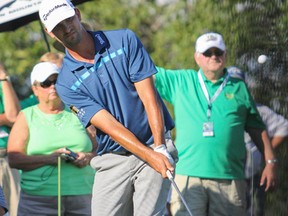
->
<box><xmin>36</xmin><ymin>106</ymin><xmax>69</xmax><ymax>130</ymax></box>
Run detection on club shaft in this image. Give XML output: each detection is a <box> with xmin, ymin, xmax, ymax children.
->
<box><xmin>167</xmin><ymin>171</ymin><xmax>193</xmax><ymax>216</ymax></box>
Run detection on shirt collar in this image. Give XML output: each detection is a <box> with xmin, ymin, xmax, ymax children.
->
<box><xmin>89</xmin><ymin>30</ymin><xmax>110</xmax><ymax>54</ymax></box>
<box><xmin>198</xmin><ymin>68</ymin><xmax>228</xmax><ymax>84</ymax></box>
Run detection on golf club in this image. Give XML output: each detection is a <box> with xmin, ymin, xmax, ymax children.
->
<box><xmin>166</xmin><ymin>170</ymin><xmax>193</xmax><ymax>216</ymax></box>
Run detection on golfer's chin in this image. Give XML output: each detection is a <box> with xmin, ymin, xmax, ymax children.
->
<box><xmin>64</xmin><ymin>33</ymin><xmax>81</xmax><ymax>48</ymax></box>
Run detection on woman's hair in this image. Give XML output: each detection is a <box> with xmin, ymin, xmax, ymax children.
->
<box><xmin>39</xmin><ymin>52</ymin><xmax>64</xmax><ymax>68</ymax></box>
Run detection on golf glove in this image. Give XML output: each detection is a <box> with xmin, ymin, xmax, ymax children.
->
<box><xmin>154</xmin><ymin>144</ymin><xmax>174</xmax><ymax>165</ymax></box>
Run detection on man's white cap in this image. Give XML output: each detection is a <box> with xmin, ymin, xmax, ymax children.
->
<box><xmin>39</xmin><ymin>0</ymin><xmax>75</xmax><ymax>32</ymax></box>
<box><xmin>30</xmin><ymin>62</ymin><xmax>59</xmax><ymax>85</ymax></box>
<box><xmin>195</xmin><ymin>32</ymin><xmax>226</xmax><ymax>53</ymax></box>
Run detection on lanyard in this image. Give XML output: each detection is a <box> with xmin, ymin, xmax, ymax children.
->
<box><xmin>198</xmin><ymin>71</ymin><xmax>230</xmax><ymax>120</ymax></box>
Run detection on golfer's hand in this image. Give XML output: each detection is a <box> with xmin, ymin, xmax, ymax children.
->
<box><xmin>146</xmin><ymin>150</ymin><xmax>174</xmax><ymax>178</ymax></box>
<box><xmin>154</xmin><ymin>144</ymin><xmax>174</xmax><ymax>165</ymax></box>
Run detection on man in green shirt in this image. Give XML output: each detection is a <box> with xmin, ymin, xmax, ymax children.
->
<box><xmin>155</xmin><ymin>32</ymin><xmax>276</xmax><ymax>216</ymax></box>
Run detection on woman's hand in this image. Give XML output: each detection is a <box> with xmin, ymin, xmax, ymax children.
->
<box><xmin>72</xmin><ymin>152</ymin><xmax>96</xmax><ymax>168</ymax></box>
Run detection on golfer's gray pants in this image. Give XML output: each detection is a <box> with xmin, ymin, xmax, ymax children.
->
<box><xmin>90</xmin><ymin>140</ymin><xmax>177</xmax><ymax>216</ymax></box>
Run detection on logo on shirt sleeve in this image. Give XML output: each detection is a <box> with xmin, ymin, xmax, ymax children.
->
<box><xmin>70</xmin><ymin>104</ymin><xmax>85</xmax><ymax>119</ymax></box>
<box><xmin>70</xmin><ymin>105</ymin><xmax>79</xmax><ymax>114</ymax></box>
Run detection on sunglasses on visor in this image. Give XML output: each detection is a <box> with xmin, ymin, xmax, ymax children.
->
<box><xmin>39</xmin><ymin>78</ymin><xmax>57</xmax><ymax>88</ymax></box>
<box><xmin>202</xmin><ymin>49</ymin><xmax>225</xmax><ymax>57</ymax></box>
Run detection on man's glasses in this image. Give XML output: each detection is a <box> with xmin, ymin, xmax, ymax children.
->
<box><xmin>202</xmin><ymin>49</ymin><xmax>225</xmax><ymax>57</ymax></box>
<box><xmin>39</xmin><ymin>79</ymin><xmax>57</xmax><ymax>88</ymax></box>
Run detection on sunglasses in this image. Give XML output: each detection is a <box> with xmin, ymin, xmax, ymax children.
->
<box><xmin>39</xmin><ymin>79</ymin><xmax>57</xmax><ymax>88</ymax></box>
<box><xmin>202</xmin><ymin>49</ymin><xmax>225</xmax><ymax>57</ymax></box>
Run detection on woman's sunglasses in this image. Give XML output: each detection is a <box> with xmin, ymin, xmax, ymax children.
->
<box><xmin>202</xmin><ymin>49</ymin><xmax>225</xmax><ymax>57</ymax></box>
<box><xmin>39</xmin><ymin>78</ymin><xmax>57</xmax><ymax>88</ymax></box>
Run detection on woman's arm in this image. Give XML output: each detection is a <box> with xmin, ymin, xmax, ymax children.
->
<box><xmin>7</xmin><ymin>112</ymin><xmax>64</xmax><ymax>171</ymax></box>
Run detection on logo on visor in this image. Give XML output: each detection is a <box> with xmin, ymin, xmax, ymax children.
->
<box><xmin>42</xmin><ymin>3</ymin><xmax>68</xmax><ymax>21</ymax></box>
<box><xmin>205</xmin><ymin>34</ymin><xmax>217</xmax><ymax>42</ymax></box>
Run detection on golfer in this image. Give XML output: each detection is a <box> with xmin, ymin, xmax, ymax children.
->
<box><xmin>39</xmin><ymin>0</ymin><xmax>178</xmax><ymax>215</ymax></box>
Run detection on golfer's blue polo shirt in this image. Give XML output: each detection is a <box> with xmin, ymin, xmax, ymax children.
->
<box><xmin>56</xmin><ymin>29</ymin><xmax>174</xmax><ymax>155</ymax></box>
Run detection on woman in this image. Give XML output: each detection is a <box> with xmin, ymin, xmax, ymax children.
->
<box><xmin>20</xmin><ymin>52</ymin><xmax>64</xmax><ymax>109</ymax></box>
<box><xmin>7</xmin><ymin>62</ymin><xmax>97</xmax><ymax>215</ymax></box>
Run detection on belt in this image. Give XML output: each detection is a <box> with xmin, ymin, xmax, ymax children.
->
<box><xmin>106</xmin><ymin>151</ymin><xmax>132</xmax><ymax>156</ymax></box>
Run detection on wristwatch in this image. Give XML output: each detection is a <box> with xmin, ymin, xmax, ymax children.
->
<box><xmin>266</xmin><ymin>158</ymin><xmax>278</xmax><ymax>164</ymax></box>
<box><xmin>0</xmin><ymin>76</ymin><xmax>10</xmax><ymax>81</ymax></box>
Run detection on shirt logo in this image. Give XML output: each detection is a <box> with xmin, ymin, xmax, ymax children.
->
<box><xmin>95</xmin><ymin>34</ymin><xmax>105</xmax><ymax>45</ymax></box>
<box><xmin>70</xmin><ymin>105</ymin><xmax>85</xmax><ymax>119</ymax></box>
<box><xmin>70</xmin><ymin>105</ymin><xmax>79</xmax><ymax>114</ymax></box>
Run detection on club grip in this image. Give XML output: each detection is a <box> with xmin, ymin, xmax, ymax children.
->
<box><xmin>166</xmin><ymin>170</ymin><xmax>173</xmax><ymax>180</ymax></box>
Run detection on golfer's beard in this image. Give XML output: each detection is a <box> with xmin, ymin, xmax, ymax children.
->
<box><xmin>63</xmin><ymin>32</ymin><xmax>82</xmax><ymax>49</ymax></box>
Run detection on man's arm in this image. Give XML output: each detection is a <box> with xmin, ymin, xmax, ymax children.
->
<box><xmin>259</xmin><ymin>105</ymin><xmax>288</xmax><ymax>149</ymax></box>
<box><xmin>0</xmin><ymin>114</ymin><xmax>13</xmax><ymax>127</ymax></box>
<box><xmin>271</xmin><ymin>136</ymin><xmax>288</xmax><ymax>149</ymax></box>
<box><xmin>90</xmin><ymin>109</ymin><xmax>174</xmax><ymax>178</ymax></box>
<box><xmin>0</xmin><ymin>63</ymin><xmax>20</xmax><ymax>123</ymax></box>
<box><xmin>134</xmin><ymin>76</ymin><xmax>165</xmax><ymax>146</ymax></box>
<box><xmin>247</xmin><ymin>128</ymin><xmax>277</xmax><ymax>191</ymax></box>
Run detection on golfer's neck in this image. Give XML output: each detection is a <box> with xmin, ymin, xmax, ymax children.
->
<box><xmin>68</xmin><ymin>48</ymin><xmax>95</xmax><ymax>64</ymax></box>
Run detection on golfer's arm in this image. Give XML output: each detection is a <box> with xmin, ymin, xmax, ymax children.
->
<box><xmin>90</xmin><ymin>109</ymin><xmax>175</xmax><ymax>177</ymax></box>
<box><xmin>90</xmin><ymin>109</ymin><xmax>154</xmax><ymax>160</ymax></box>
<box><xmin>134</xmin><ymin>77</ymin><xmax>165</xmax><ymax>146</ymax></box>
